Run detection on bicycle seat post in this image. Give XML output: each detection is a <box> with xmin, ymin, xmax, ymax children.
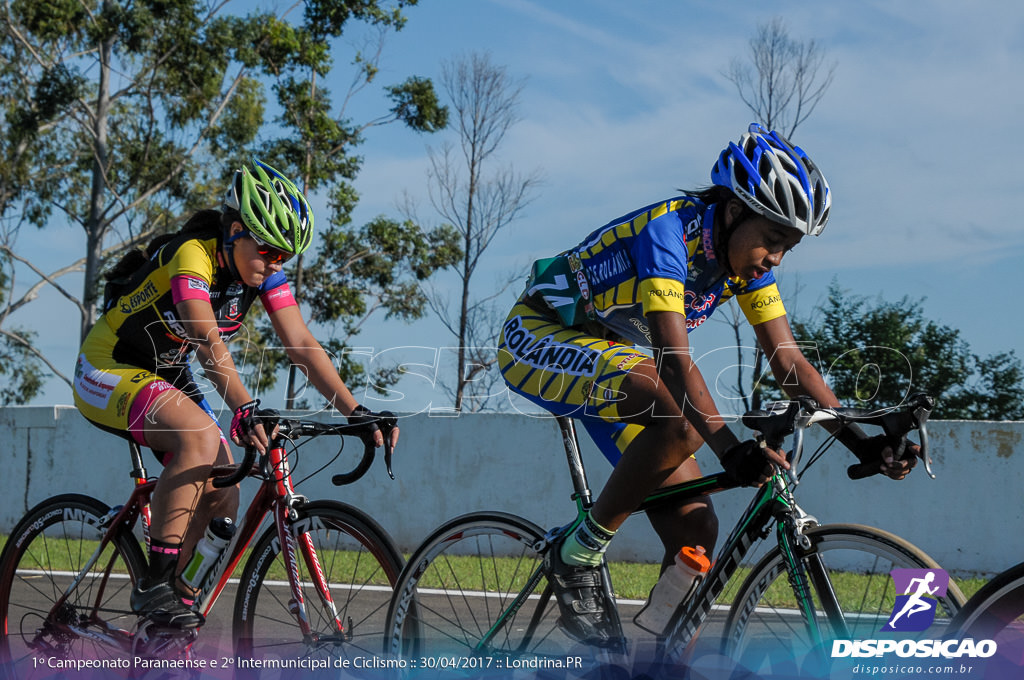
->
<box><xmin>555</xmin><ymin>416</ymin><xmax>593</xmax><ymax>508</ymax></box>
<box><xmin>128</xmin><ymin>440</ymin><xmax>149</xmax><ymax>484</ymax></box>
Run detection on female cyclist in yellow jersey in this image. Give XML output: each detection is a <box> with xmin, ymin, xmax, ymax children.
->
<box><xmin>498</xmin><ymin>124</ymin><xmax>917</xmax><ymax>644</ymax></box>
<box><xmin>73</xmin><ymin>159</ymin><xmax>399</xmax><ymax>627</ymax></box>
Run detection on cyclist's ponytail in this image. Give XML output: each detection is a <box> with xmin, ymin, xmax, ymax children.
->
<box><xmin>102</xmin><ymin>209</ymin><xmax>229</xmax><ymax>312</ymax></box>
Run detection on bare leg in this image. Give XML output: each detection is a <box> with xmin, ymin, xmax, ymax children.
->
<box><xmin>588</xmin><ymin>360</ymin><xmax>719</xmax><ymax>566</ymax></box>
<box><xmin>142</xmin><ymin>391</ymin><xmax>238</xmax><ymax>565</ymax></box>
<box><xmin>644</xmin><ymin>458</ymin><xmax>719</xmax><ymax>571</ymax></box>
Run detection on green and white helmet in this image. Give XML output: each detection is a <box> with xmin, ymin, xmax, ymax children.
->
<box><xmin>223</xmin><ymin>158</ymin><xmax>314</xmax><ymax>255</ymax></box>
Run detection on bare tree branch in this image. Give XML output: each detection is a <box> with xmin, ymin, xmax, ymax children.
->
<box><xmin>419</xmin><ymin>52</ymin><xmax>541</xmax><ymax>411</ymax></box>
<box><xmin>0</xmin><ymin>328</ymin><xmax>72</xmax><ymax>386</ymax></box>
<box><xmin>720</xmin><ymin>17</ymin><xmax>836</xmax><ymax>408</ymax></box>
<box><xmin>723</xmin><ymin>16</ymin><xmax>836</xmax><ymax>138</ymax></box>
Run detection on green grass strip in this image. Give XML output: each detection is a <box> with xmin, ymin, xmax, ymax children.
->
<box><xmin>0</xmin><ymin>535</ymin><xmax>990</xmax><ymax>604</ymax></box>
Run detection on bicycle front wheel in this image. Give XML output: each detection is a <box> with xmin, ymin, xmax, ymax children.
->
<box><xmin>944</xmin><ymin>561</ymin><xmax>1024</xmax><ymax>677</ymax></box>
<box><xmin>719</xmin><ymin>524</ymin><xmax>965</xmax><ymax>674</ymax></box>
<box><xmin>386</xmin><ymin>512</ymin><xmax>583</xmax><ymax>666</ymax></box>
<box><xmin>0</xmin><ymin>494</ymin><xmax>146</xmax><ymax>679</ymax></box>
<box><xmin>233</xmin><ymin>500</ymin><xmax>403</xmax><ymax>666</ymax></box>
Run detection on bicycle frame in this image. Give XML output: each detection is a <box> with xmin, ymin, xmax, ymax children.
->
<box><xmin>39</xmin><ymin>434</ymin><xmax>344</xmax><ymax>651</ymax></box>
<box><xmin>474</xmin><ymin>407</ymin><xmax>907</xmax><ymax>657</ymax></box>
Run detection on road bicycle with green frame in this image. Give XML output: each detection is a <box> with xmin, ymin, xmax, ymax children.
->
<box><xmin>385</xmin><ymin>394</ymin><xmax>964</xmax><ymax>676</ymax></box>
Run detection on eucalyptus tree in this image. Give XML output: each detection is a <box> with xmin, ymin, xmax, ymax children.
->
<box><xmin>0</xmin><ymin>0</ymin><xmax>454</xmax><ymax>400</ymax></box>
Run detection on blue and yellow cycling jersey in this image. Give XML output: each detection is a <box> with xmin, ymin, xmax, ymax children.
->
<box><xmin>499</xmin><ymin>196</ymin><xmax>789</xmax><ymax>463</ymax></box>
<box><xmin>562</xmin><ymin>196</ymin><xmax>786</xmax><ymax>345</ymax></box>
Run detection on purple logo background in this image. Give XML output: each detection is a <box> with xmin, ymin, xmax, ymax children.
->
<box><xmin>882</xmin><ymin>568</ymin><xmax>949</xmax><ymax>632</ymax></box>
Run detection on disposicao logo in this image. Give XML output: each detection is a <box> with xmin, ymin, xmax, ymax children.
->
<box><xmin>831</xmin><ymin>568</ymin><xmax>998</xmax><ymax>660</ymax></box>
<box><xmin>883</xmin><ymin>568</ymin><xmax>949</xmax><ymax>632</ymax></box>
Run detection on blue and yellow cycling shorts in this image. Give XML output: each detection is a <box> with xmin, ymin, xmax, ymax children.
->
<box><xmin>498</xmin><ymin>299</ymin><xmax>660</xmax><ymax>465</ymax></box>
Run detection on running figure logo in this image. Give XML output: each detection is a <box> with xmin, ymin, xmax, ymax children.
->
<box><xmin>882</xmin><ymin>569</ymin><xmax>950</xmax><ymax>632</ymax></box>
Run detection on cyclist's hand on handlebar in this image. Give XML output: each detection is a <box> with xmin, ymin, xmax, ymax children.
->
<box><xmin>348</xmin><ymin>405</ymin><xmax>400</xmax><ymax>451</ymax></box>
<box><xmin>230</xmin><ymin>399</ymin><xmax>279</xmax><ymax>453</ymax></box>
<box><xmin>881</xmin><ymin>442</ymin><xmax>918</xmax><ymax>480</ymax></box>
<box><xmin>721</xmin><ymin>439</ymin><xmax>788</xmax><ymax>487</ymax></box>
<box><xmin>849</xmin><ymin>434</ymin><xmax>918</xmax><ymax>480</ymax></box>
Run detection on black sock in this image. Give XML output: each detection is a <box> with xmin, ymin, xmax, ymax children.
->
<box><xmin>145</xmin><ymin>539</ymin><xmax>181</xmax><ymax>587</ymax></box>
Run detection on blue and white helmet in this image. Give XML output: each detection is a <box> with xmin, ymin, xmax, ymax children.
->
<box><xmin>711</xmin><ymin>123</ymin><xmax>831</xmax><ymax>236</ymax></box>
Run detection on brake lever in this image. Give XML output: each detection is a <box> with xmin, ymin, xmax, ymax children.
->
<box><xmin>384</xmin><ymin>440</ymin><xmax>395</xmax><ymax>480</ymax></box>
<box><xmin>378</xmin><ymin>411</ymin><xmax>398</xmax><ymax>480</ymax></box>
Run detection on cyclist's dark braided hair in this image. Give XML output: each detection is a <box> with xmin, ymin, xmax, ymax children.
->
<box><xmin>679</xmin><ymin>184</ymin><xmax>756</xmax><ymax>276</ymax></box>
<box><xmin>103</xmin><ymin>208</ymin><xmax>241</xmax><ymax>282</ymax></box>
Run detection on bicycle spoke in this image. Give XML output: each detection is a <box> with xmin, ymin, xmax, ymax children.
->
<box><xmin>233</xmin><ymin>502</ymin><xmax>401</xmax><ymax>663</ymax></box>
<box><xmin>388</xmin><ymin>513</ymin><xmax>577</xmax><ymax>665</ymax></box>
<box><xmin>0</xmin><ymin>496</ymin><xmax>145</xmax><ymax>678</ymax></box>
<box><xmin>720</xmin><ymin>525</ymin><xmax>964</xmax><ymax>676</ymax></box>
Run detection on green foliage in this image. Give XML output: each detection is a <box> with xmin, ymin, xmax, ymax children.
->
<box><xmin>1</xmin><ymin>0</ymin><xmax>454</xmax><ymax>401</ymax></box>
<box><xmin>773</xmin><ymin>280</ymin><xmax>1024</xmax><ymax>420</ymax></box>
<box><xmin>303</xmin><ymin>0</ymin><xmax>412</xmax><ymax>38</ymax></box>
<box><xmin>0</xmin><ymin>335</ymin><xmax>47</xmax><ymax>405</ymax></box>
<box><xmin>310</xmin><ymin>216</ymin><xmax>461</xmax><ymax>324</ymax></box>
<box><xmin>252</xmin><ymin>3</ymin><xmax>450</xmax><ymax>399</ymax></box>
<box><xmin>388</xmin><ymin>76</ymin><xmax>449</xmax><ymax>132</ymax></box>
<box><xmin>0</xmin><ymin>258</ymin><xmax>44</xmax><ymax>404</ymax></box>
<box><xmin>302</xmin><ymin>216</ymin><xmax>460</xmax><ymax>387</ymax></box>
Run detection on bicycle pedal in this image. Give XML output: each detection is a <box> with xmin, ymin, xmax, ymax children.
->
<box><xmin>133</xmin><ymin>621</ymin><xmax>198</xmax><ymax>658</ymax></box>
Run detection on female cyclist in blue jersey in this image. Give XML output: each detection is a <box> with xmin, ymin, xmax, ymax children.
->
<box><xmin>73</xmin><ymin>159</ymin><xmax>398</xmax><ymax>628</ymax></box>
<box><xmin>498</xmin><ymin>123</ymin><xmax>916</xmax><ymax>644</ymax></box>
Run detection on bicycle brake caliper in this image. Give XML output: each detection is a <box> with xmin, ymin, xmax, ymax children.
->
<box><xmin>96</xmin><ymin>505</ymin><xmax>124</xmax><ymax>529</ymax></box>
<box><xmin>788</xmin><ymin>506</ymin><xmax>819</xmax><ymax>551</ymax></box>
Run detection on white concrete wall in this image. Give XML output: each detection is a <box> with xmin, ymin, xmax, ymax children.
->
<box><xmin>1</xmin><ymin>406</ymin><xmax>1021</xmax><ymax>576</ymax></box>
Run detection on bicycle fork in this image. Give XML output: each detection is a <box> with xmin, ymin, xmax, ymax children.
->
<box><xmin>777</xmin><ymin>517</ymin><xmax>851</xmax><ymax>645</ymax></box>
<box><xmin>268</xmin><ymin>444</ymin><xmax>348</xmax><ymax>644</ymax></box>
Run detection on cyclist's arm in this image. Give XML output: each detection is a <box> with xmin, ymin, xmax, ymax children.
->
<box><xmin>754</xmin><ymin>314</ymin><xmax>915</xmax><ymax>478</ymax></box>
<box><xmin>267</xmin><ymin>304</ymin><xmax>394</xmax><ymax>448</ymax></box>
<box><xmin>753</xmin><ymin>314</ymin><xmax>841</xmax><ymax>410</ymax></box>
<box><xmin>176</xmin><ymin>298</ymin><xmax>271</xmax><ymax>451</ymax></box>
<box><xmin>648</xmin><ymin>310</ymin><xmax>787</xmax><ymax>468</ymax></box>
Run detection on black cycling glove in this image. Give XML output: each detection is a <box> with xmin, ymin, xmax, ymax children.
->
<box><xmin>347</xmin><ymin>405</ymin><xmax>397</xmax><ymax>435</ymax></box>
<box><xmin>846</xmin><ymin>433</ymin><xmax>916</xmax><ymax>479</ymax></box>
<box><xmin>721</xmin><ymin>439</ymin><xmax>773</xmax><ymax>486</ymax></box>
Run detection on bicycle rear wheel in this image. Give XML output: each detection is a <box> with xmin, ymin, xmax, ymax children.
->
<box><xmin>718</xmin><ymin>524</ymin><xmax>965</xmax><ymax>676</ymax></box>
<box><xmin>945</xmin><ymin>561</ymin><xmax>1024</xmax><ymax>678</ymax></box>
<box><xmin>233</xmin><ymin>500</ymin><xmax>403</xmax><ymax>667</ymax></box>
<box><xmin>386</xmin><ymin>512</ymin><xmax>584</xmax><ymax>667</ymax></box>
<box><xmin>0</xmin><ymin>494</ymin><xmax>146</xmax><ymax>679</ymax></box>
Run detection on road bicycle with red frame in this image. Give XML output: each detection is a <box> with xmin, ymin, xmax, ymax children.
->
<box><xmin>0</xmin><ymin>410</ymin><xmax>402</xmax><ymax>678</ymax></box>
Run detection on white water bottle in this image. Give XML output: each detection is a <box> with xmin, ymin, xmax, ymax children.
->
<box><xmin>180</xmin><ymin>518</ymin><xmax>235</xmax><ymax>589</ymax></box>
<box><xmin>634</xmin><ymin>545</ymin><xmax>710</xmax><ymax>635</ymax></box>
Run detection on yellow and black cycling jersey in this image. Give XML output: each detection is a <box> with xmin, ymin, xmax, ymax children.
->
<box><xmin>73</xmin><ymin>227</ymin><xmax>297</xmax><ymax>442</ymax></box>
<box><xmin>99</xmin><ymin>227</ymin><xmax>294</xmax><ymax>370</ymax></box>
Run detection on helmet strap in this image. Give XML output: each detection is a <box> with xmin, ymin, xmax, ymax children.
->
<box><xmin>715</xmin><ymin>198</ymin><xmax>759</xmax><ymax>278</ymax></box>
<box><xmin>221</xmin><ymin>220</ymin><xmax>246</xmax><ymax>282</ymax></box>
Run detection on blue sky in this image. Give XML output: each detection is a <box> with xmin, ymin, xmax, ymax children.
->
<box><xmin>8</xmin><ymin>0</ymin><xmax>1024</xmax><ymax>414</ymax></box>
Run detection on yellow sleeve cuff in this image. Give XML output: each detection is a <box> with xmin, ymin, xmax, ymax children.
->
<box><xmin>737</xmin><ymin>282</ymin><xmax>787</xmax><ymax>325</ymax></box>
<box><xmin>639</xmin><ymin>277</ymin><xmax>688</xmax><ymax>315</ymax></box>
